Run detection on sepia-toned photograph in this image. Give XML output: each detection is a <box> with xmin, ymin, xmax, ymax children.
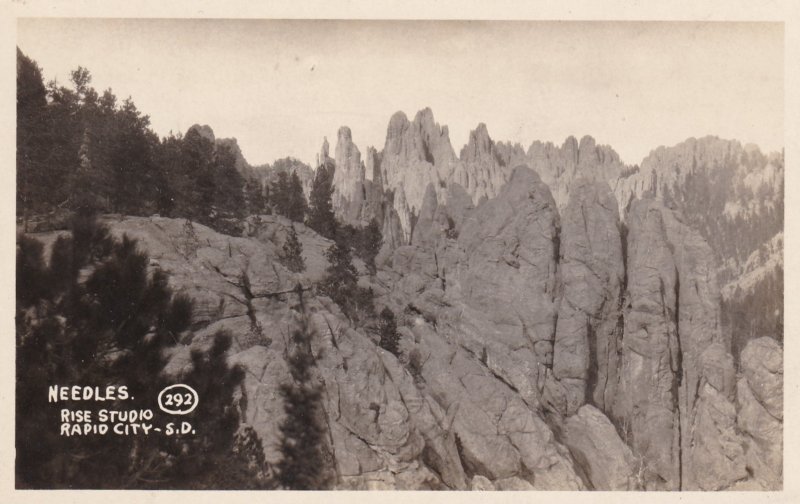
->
<box><xmin>12</xmin><ymin>17</ymin><xmax>784</xmax><ymax>492</ymax></box>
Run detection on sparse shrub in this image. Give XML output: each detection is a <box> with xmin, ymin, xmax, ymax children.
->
<box><xmin>445</xmin><ymin>215</ymin><xmax>458</xmax><ymax>240</ymax></box>
<box><xmin>377</xmin><ymin>307</ymin><xmax>401</xmax><ymax>357</ymax></box>
<box><xmin>407</xmin><ymin>348</ymin><xmax>424</xmax><ymax>383</ymax></box>
<box><xmin>356</xmin><ymin>218</ymin><xmax>383</xmax><ymax>275</ymax></box>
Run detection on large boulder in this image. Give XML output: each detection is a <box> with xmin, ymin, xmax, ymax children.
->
<box><xmin>563</xmin><ymin>405</ymin><xmax>637</xmax><ymax>490</ymax></box>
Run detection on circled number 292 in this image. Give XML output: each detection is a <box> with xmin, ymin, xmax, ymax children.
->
<box><xmin>157</xmin><ymin>384</ymin><xmax>199</xmax><ymax>415</ymax></box>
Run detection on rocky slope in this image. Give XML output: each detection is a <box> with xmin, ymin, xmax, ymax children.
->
<box><xmin>27</xmin><ymin>145</ymin><xmax>779</xmax><ymax>489</ymax></box>
<box><xmin>31</xmin><ymin>110</ymin><xmax>779</xmax><ymax>490</ymax></box>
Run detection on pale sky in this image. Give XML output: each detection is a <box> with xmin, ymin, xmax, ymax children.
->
<box><xmin>17</xmin><ymin>19</ymin><xmax>784</xmax><ymax>167</ymax></box>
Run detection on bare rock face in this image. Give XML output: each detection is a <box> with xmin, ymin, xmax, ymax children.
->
<box><xmin>380</xmin><ymin>109</ymin><xmax>456</xmax><ymax>240</ymax></box>
<box><xmin>362</xmin><ymin>147</ymin><xmax>385</xmax><ymax>223</ymax></box>
<box><xmin>365</xmin><ymin>110</ymin><xmax>629</xmax><ymax>251</ymax></box>
<box><xmin>737</xmin><ymin>337</ymin><xmax>783</xmax><ymax>490</ymax></box>
<box><xmin>410</xmin><ymin>183</ymin><xmax>440</xmax><ymax>248</ymax></box>
<box><xmin>447</xmin><ymin>166</ymin><xmax>560</xmax><ymax>403</ymax></box>
<box><xmin>612</xmin><ymin>138</ymin><xmax>784</xmax><ymax>342</ymax></box>
<box><xmin>454</xmin><ymin>123</ymin><xmax>512</xmax><ymax>204</ymax></box>
<box><xmin>615</xmin><ymin>199</ymin><xmax>746</xmax><ymax>490</ymax></box>
<box><xmin>409</xmin><ymin>323</ymin><xmax>584</xmax><ymax>489</ymax></box>
<box><xmin>97</xmin><ymin>215</ymin><xmax>468</xmax><ymax>490</ymax></box>
<box><xmin>563</xmin><ymin>405</ymin><xmax>637</xmax><ymax>490</ymax></box>
<box><xmin>528</xmin><ymin>135</ymin><xmax>626</xmax><ymax>209</ymax></box>
<box><xmin>547</xmin><ymin>177</ymin><xmax>624</xmax><ymax>415</ymax></box>
<box><xmin>318</xmin><ymin>136</ymin><xmax>332</xmax><ymax>167</ymax></box>
<box><xmin>332</xmin><ymin>126</ymin><xmax>365</xmax><ymax>223</ymax></box>
<box><xmin>379</xmin><ymin>168</ymin><xmax>587</xmax><ymax>489</ymax></box>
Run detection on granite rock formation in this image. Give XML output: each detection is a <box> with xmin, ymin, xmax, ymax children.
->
<box><xmin>24</xmin><ymin>109</ymin><xmax>782</xmax><ymax>490</ymax></box>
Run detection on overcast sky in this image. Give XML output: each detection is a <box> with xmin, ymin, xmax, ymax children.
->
<box><xmin>17</xmin><ymin>19</ymin><xmax>783</xmax><ymax>167</ymax></box>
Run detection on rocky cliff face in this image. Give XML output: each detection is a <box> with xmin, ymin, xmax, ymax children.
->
<box><xmin>35</xmin><ymin>111</ymin><xmax>780</xmax><ymax>491</ymax></box>
<box><xmin>321</xmin><ymin>111</ymin><xmax>781</xmax><ymax>369</ymax></box>
<box><xmin>613</xmin><ymin>137</ymin><xmax>784</xmax><ymax>361</ymax></box>
<box><xmin>614</xmin><ymin>199</ymin><xmax>746</xmax><ymax>490</ymax></box>
<box><xmin>546</xmin><ymin>177</ymin><xmax>624</xmax><ymax>416</ymax></box>
<box><xmin>326</xmin><ymin>109</ymin><xmax>627</xmax><ymax>245</ymax></box>
<box><xmin>736</xmin><ymin>337</ymin><xmax>783</xmax><ymax>490</ymax></box>
<box><xmin>33</xmin><ymin>158</ymin><xmax>779</xmax><ymax>489</ymax></box>
<box><xmin>331</xmin><ymin>126</ymin><xmax>365</xmax><ymax>223</ymax></box>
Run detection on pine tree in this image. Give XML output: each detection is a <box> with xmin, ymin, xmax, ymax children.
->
<box><xmin>16</xmin><ymin>215</ymin><xmax>265</xmax><ymax>489</ymax></box>
<box><xmin>212</xmin><ymin>143</ymin><xmax>245</xmax><ymax>220</ymax></box>
<box><xmin>16</xmin><ymin>48</ymin><xmax>49</xmax><ymax>229</ymax></box>
<box><xmin>306</xmin><ymin>164</ymin><xmax>337</xmax><ymax>239</ymax></box>
<box><xmin>320</xmin><ymin>240</ymin><xmax>358</xmax><ymax>309</ymax></box>
<box><xmin>356</xmin><ymin>218</ymin><xmax>383</xmax><ymax>275</ymax></box>
<box><xmin>319</xmin><ymin>240</ymin><xmax>375</xmax><ymax>324</ymax></box>
<box><xmin>276</xmin><ymin>292</ymin><xmax>332</xmax><ymax>489</ymax></box>
<box><xmin>287</xmin><ymin>171</ymin><xmax>308</xmax><ymax>222</ymax></box>
<box><xmin>377</xmin><ymin>307</ymin><xmax>401</xmax><ymax>357</ymax></box>
<box><xmin>270</xmin><ymin>171</ymin><xmax>290</xmax><ymax>218</ymax></box>
<box><xmin>244</xmin><ymin>177</ymin><xmax>266</xmax><ymax>215</ymax></box>
<box><xmin>181</xmin><ymin>127</ymin><xmax>217</xmax><ymax>222</ymax></box>
<box><xmin>279</xmin><ymin>225</ymin><xmax>306</xmax><ymax>273</ymax></box>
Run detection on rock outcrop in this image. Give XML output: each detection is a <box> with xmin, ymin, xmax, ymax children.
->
<box><xmin>736</xmin><ymin>337</ymin><xmax>783</xmax><ymax>490</ymax></box>
<box><xmin>615</xmin><ymin>199</ymin><xmax>746</xmax><ymax>490</ymax></box>
<box><xmin>446</xmin><ymin>166</ymin><xmax>561</xmax><ymax>406</ymax></box>
<box><xmin>563</xmin><ymin>405</ymin><xmax>637</xmax><ymax>490</ymax></box>
<box><xmin>528</xmin><ymin>135</ymin><xmax>627</xmax><ymax>209</ymax></box>
<box><xmin>27</xmin><ymin>112</ymin><xmax>781</xmax><ymax>491</ymax></box>
<box><xmin>454</xmin><ymin>123</ymin><xmax>512</xmax><ymax>204</ymax></box>
<box><xmin>99</xmin><ymin>215</ymin><xmax>468</xmax><ymax>490</ymax></box>
<box><xmin>612</xmin><ymin>138</ymin><xmax>784</xmax><ymax>357</ymax></box>
<box><xmin>546</xmin><ymin>177</ymin><xmax>624</xmax><ymax>416</ymax></box>
<box><xmin>379</xmin><ymin>109</ymin><xmax>457</xmax><ymax>239</ymax></box>
<box><xmin>331</xmin><ymin>126</ymin><xmax>365</xmax><ymax>223</ymax></box>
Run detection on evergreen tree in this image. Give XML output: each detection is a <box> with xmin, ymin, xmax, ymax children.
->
<box><xmin>356</xmin><ymin>218</ymin><xmax>383</xmax><ymax>275</ymax></box>
<box><xmin>279</xmin><ymin>225</ymin><xmax>306</xmax><ymax>273</ymax></box>
<box><xmin>16</xmin><ymin>48</ymin><xmax>49</xmax><ymax>229</ymax></box>
<box><xmin>287</xmin><ymin>171</ymin><xmax>308</xmax><ymax>222</ymax></box>
<box><xmin>212</xmin><ymin>143</ymin><xmax>245</xmax><ymax>220</ymax></box>
<box><xmin>180</xmin><ymin>127</ymin><xmax>216</xmax><ymax>222</ymax></box>
<box><xmin>244</xmin><ymin>177</ymin><xmax>266</xmax><ymax>215</ymax></box>
<box><xmin>106</xmin><ymin>98</ymin><xmax>160</xmax><ymax>215</ymax></box>
<box><xmin>377</xmin><ymin>307</ymin><xmax>401</xmax><ymax>357</ymax></box>
<box><xmin>319</xmin><ymin>240</ymin><xmax>375</xmax><ymax>324</ymax></box>
<box><xmin>270</xmin><ymin>171</ymin><xmax>290</xmax><ymax>218</ymax></box>
<box><xmin>306</xmin><ymin>164</ymin><xmax>337</xmax><ymax>239</ymax></box>
<box><xmin>320</xmin><ymin>240</ymin><xmax>358</xmax><ymax>309</ymax></box>
<box><xmin>16</xmin><ymin>216</ymin><xmax>266</xmax><ymax>488</ymax></box>
<box><xmin>276</xmin><ymin>292</ymin><xmax>332</xmax><ymax>489</ymax></box>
